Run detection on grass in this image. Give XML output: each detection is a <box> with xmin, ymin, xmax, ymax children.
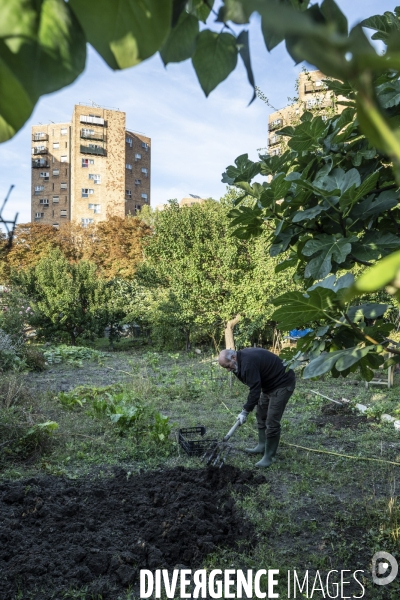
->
<box><xmin>2</xmin><ymin>347</ymin><xmax>400</xmax><ymax>598</ymax></box>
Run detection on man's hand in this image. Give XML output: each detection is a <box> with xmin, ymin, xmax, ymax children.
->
<box><xmin>237</xmin><ymin>409</ymin><xmax>249</xmax><ymax>425</ymax></box>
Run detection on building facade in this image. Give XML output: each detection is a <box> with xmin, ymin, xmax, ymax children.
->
<box><xmin>268</xmin><ymin>70</ymin><xmax>344</xmax><ymax>156</ymax></box>
<box><xmin>31</xmin><ymin>104</ymin><xmax>151</xmax><ymax>227</ymax></box>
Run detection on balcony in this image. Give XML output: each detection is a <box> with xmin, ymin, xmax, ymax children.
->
<box><xmin>269</xmin><ymin>136</ymin><xmax>280</xmax><ymax>146</ymax></box>
<box><xmin>269</xmin><ymin>119</ymin><xmax>283</xmax><ymax>131</ymax></box>
<box><xmin>32</xmin><ymin>147</ymin><xmax>48</xmax><ymax>155</ymax></box>
<box><xmin>304</xmin><ymin>81</ymin><xmax>326</xmax><ymax>94</ymax></box>
<box><xmin>80</xmin><ymin>145</ymin><xmax>107</xmax><ymax>156</ymax></box>
<box><xmin>80</xmin><ymin>115</ymin><xmax>105</xmax><ymax>126</ymax></box>
<box><xmin>32</xmin><ymin>133</ymin><xmax>49</xmax><ymax>142</ymax></box>
<box><xmin>32</xmin><ymin>160</ymin><xmax>49</xmax><ymax>168</ymax></box>
<box><xmin>80</xmin><ymin>130</ymin><xmax>107</xmax><ymax>142</ymax></box>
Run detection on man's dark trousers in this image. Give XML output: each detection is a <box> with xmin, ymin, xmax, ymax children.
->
<box><xmin>256</xmin><ymin>372</ymin><xmax>296</xmax><ymax>437</ymax></box>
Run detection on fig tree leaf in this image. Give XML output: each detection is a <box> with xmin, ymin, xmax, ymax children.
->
<box><xmin>0</xmin><ymin>0</ymin><xmax>86</xmax><ymax>142</ymax></box>
<box><xmin>192</xmin><ymin>30</ymin><xmax>238</xmax><ymax>96</ymax></box>
<box><xmin>69</xmin><ymin>0</ymin><xmax>172</xmax><ymax>69</ymax></box>
<box><xmin>303</xmin><ymin>235</ymin><xmax>356</xmax><ymax>280</ymax></box>
<box><xmin>350</xmin><ymin>249</ymin><xmax>400</xmax><ymax>295</ymax></box>
<box><xmin>160</xmin><ymin>11</ymin><xmax>199</xmax><ymax>65</ymax></box>
<box><xmin>303</xmin><ymin>349</ymin><xmax>348</xmax><ymax>378</ymax></box>
<box><xmin>271</xmin><ymin>287</ymin><xmax>338</xmax><ymax>329</ymax></box>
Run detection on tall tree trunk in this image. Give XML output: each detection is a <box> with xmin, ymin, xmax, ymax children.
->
<box><xmin>224</xmin><ymin>314</ymin><xmax>241</xmax><ymax>349</ymax></box>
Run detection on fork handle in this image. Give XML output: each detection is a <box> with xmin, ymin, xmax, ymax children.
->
<box><xmin>223</xmin><ymin>419</ymin><xmax>241</xmax><ymax>442</ymax></box>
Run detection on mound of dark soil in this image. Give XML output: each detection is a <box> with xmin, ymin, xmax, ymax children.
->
<box><xmin>315</xmin><ymin>403</ymin><xmax>369</xmax><ymax>430</ymax></box>
<box><xmin>0</xmin><ymin>466</ymin><xmax>264</xmax><ymax>600</ymax></box>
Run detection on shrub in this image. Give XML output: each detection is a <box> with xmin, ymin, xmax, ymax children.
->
<box><xmin>56</xmin><ymin>385</ymin><xmax>172</xmax><ymax>449</ymax></box>
<box><xmin>21</xmin><ymin>346</ymin><xmax>46</xmax><ymax>371</ymax></box>
<box><xmin>0</xmin><ymin>329</ymin><xmax>24</xmax><ymax>372</ymax></box>
<box><xmin>43</xmin><ymin>344</ymin><xmax>102</xmax><ymax>366</ymax></box>
<box><xmin>0</xmin><ymin>377</ymin><xmax>57</xmax><ymax>465</ymax></box>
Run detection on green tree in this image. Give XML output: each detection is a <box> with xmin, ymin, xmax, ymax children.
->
<box><xmin>26</xmin><ymin>248</ymin><xmax>108</xmax><ymax>345</ymax></box>
<box><xmin>223</xmin><ymin>61</ymin><xmax>400</xmax><ymax>378</ymax></box>
<box><xmin>140</xmin><ymin>198</ymin><xmax>294</xmax><ymax>350</ymax></box>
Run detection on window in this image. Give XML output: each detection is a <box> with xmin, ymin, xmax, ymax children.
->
<box><xmin>126</xmin><ymin>163</ymin><xmax>132</xmax><ymax>170</ymax></box>
<box><xmin>134</xmin><ymin>153</ymin><xmax>141</xmax><ymax>161</ymax></box>
<box><xmin>141</xmin><ymin>193</ymin><xmax>148</xmax><ymax>200</ymax></box>
<box><xmin>60</xmin><ymin>155</ymin><xmax>67</xmax><ymax>163</ymax></box>
<box><xmin>35</xmin><ymin>212</ymin><xmax>44</xmax><ymax>219</ymax></box>
<box><xmin>306</xmin><ymin>98</ymin><xmax>318</xmax><ymax>108</ymax></box>
<box><xmin>60</xmin><ymin>210</ymin><xmax>67</xmax><ymax>218</ymax></box>
<box><xmin>34</xmin><ymin>185</ymin><xmax>44</xmax><ymax>194</ymax></box>
<box><xmin>53</xmin><ymin>142</ymin><xmax>59</xmax><ymax>149</ymax></box>
<box><xmin>53</xmin><ymin>169</ymin><xmax>60</xmax><ymax>177</ymax></box>
<box><xmin>141</xmin><ymin>167</ymin><xmax>148</xmax><ymax>177</ymax></box>
<box><xmin>89</xmin><ymin>174</ymin><xmax>101</xmax><ymax>184</ymax></box>
<box><xmin>82</xmin><ymin>128</ymin><xmax>95</xmax><ymax>136</ymax></box>
<box><xmin>82</xmin><ymin>188</ymin><xmax>94</xmax><ymax>197</ymax></box>
<box><xmin>33</xmin><ymin>145</ymin><xmax>46</xmax><ymax>153</ymax></box>
<box><xmin>141</xmin><ymin>142</ymin><xmax>148</xmax><ymax>151</ymax></box>
<box><xmin>82</xmin><ymin>158</ymin><xmax>94</xmax><ymax>167</ymax></box>
<box><xmin>81</xmin><ymin>218</ymin><xmax>94</xmax><ymax>226</ymax></box>
<box><xmin>60</xmin><ymin>182</ymin><xmax>67</xmax><ymax>190</ymax></box>
<box><xmin>33</xmin><ymin>132</ymin><xmax>46</xmax><ymax>141</ymax></box>
<box><xmin>135</xmin><ymin>204</ymin><xmax>141</xmax><ymax>211</ymax></box>
<box><xmin>39</xmin><ymin>172</ymin><xmax>49</xmax><ymax>180</ymax></box>
<box><xmin>126</xmin><ymin>137</ymin><xmax>133</xmax><ymax>147</ymax></box>
<box><xmin>88</xmin><ymin>203</ymin><xmax>101</xmax><ymax>214</ymax></box>
<box><xmin>53</xmin><ymin>196</ymin><xmax>59</xmax><ymax>203</ymax></box>
<box><xmin>60</xmin><ymin>128</ymin><xmax>67</xmax><ymax>135</ymax></box>
<box><xmin>39</xmin><ymin>198</ymin><xmax>49</xmax><ymax>205</ymax></box>
<box><xmin>53</xmin><ymin>223</ymin><xmax>59</xmax><ymax>228</ymax></box>
<box><xmin>135</xmin><ymin>179</ymin><xmax>141</xmax><ymax>185</ymax></box>
<box><xmin>126</xmin><ymin>189</ymin><xmax>132</xmax><ymax>198</ymax></box>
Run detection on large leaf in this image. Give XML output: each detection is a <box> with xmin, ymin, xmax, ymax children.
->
<box><xmin>303</xmin><ymin>349</ymin><xmax>348</xmax><ymax>378</ymax></box>
<box><xmin>334</xmin><ymin>346</ymin><xmax>372</xmax><ymax>372</ymax></box>
<box><xmin>292</xmin><ymin>204</ymin><xmax>326</xmax><ymax>223</ymax></box>
<box><xmin>188</xmin><ymin>0</ymin><xmax>214</xmax><ymax>23</ymax></box>
<box><xmin>192</xmin><ymin>30</ymin><xmax>238</xmax><ymax>96</ymax></box>
<box><xmin>352</xmin><ymin>231</ymin><xmax>400</xmax><ymax>262</ymax></box>
<box><xmin>160</xmin><ymin>11</ymin><xmax>199</xmax><ymax>65</ymax></box>
<box><xmin>0</xmin><ymin>0</ymin><xmax>86</xmax><ymax>142</ymax></box>
<box><xmin>346</xmin><ymin>303</ymin><xmax>389</xmax><ymax>322</ymax></box>
<box><xmin>236</xmin><ymin>30</ymin><xmax>256</xmax><ymax>103</ymax></box>
<box><xmin>303</xmin><ymin>235</ymin><xmax>356</xmax><ymax>280</ymax></box>
<box><xmin>351</xmin><ymin>189</ymin><xmax>399</xmax><ymax>219</ymax></box>
<box><xmin>361</xmin><ymin>12</ymin><xmax>400</xmax><ymax>43</ymax></box>
<box><xmin>350</xmin><ymin>249</ymin><xmax>400</xmax><ymax>294</ymax></box>
<box><xmin>271</xmin><ymin>287</ymin><xmax>338</xmax><ymax>330</ymax></box>
<box><xmin>222</xmin><ymin>154</ymin><xmax>260</xmax><ymax>184</ymax></box>
<box><xmin>69</xmin><ymin>0</ymin><xmax>172</xmax><ymax>69</ymax></box>
<box><xmin>287</xmin><ymin>117</ymin><xmax>328</xmax><ymax>152</ymax></box>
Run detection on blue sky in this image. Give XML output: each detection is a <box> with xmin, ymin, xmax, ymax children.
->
<box><xmin>0</xmin><ymin>1</ymin><xmax>397</xmax><ymax>225</ymax></box>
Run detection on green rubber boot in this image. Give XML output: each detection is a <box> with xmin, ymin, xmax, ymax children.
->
<box><xmin>255</xmin><ymin>434</ymin><xmax>280</xmax><ymax>468</ymax></box>
<box><xmin>245</xmin><ymin>429</ymin><xmax>266</xmax><ymax>454</ymax></box>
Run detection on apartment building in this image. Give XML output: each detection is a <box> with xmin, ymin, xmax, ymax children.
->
<box><xmin>268</xmin><ymin>70</ymin><xmax>343</xmax><ymax>156</ymax></box>
<box><xmin>31</xmin><ymin>104</ymin><xmax>151</xmax><ymax>227</ymax></box>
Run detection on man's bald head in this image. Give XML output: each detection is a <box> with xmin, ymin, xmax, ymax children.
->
<box><xmin>218</xmin><ymin>349</ymin><xmax>237</xmax><ymax>371</ymax></box>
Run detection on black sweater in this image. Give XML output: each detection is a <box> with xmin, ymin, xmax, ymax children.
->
<box><xmin>235</xmin><ymin>347</ymin><xmax>295</xmax><ymax>412</ymax></box>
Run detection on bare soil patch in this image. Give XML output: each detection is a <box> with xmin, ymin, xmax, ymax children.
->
<box><xmin>314</xmin><ymin>402</ymin><xmax>369</xmax><ymax>430</ymax></box>
<box><xmin>0</xmin><ymin>466</ymin><xmax>264</xmax><ymax>599</ymax></box>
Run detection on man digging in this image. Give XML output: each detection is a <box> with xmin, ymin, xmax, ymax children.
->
<box><xmin>218</xmin><ymin>347</ymin><xmax>295</xmax><ymax>467</ymax></box>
